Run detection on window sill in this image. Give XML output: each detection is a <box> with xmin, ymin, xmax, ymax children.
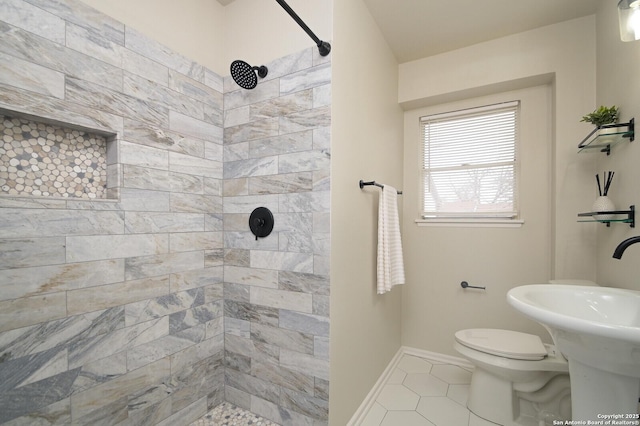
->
<box><xmin>415</xmin><ymin>218</ymin><xmax>524</xmax><ymax>228</ymax></box>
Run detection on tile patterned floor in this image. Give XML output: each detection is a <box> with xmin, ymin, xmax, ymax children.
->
<box><xmin>190</xmin><ymin>402</ymin><xmax>281</xmax><ymax>426</ymax></box>
<box><xmin>359</xmin><ymin>353</ymin><xmax>496</xmax><ymax>426</ymax></box>
<box><xmin>191</xmin><ymin>354</ymin><xmax>492</xmax><ymax>426</ymax></box>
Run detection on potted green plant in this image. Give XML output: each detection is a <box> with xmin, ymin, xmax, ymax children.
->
<box><xmin>580</xmin><ymin>105</ymin><xmax>620</xmax><ymax>128</ymax></box>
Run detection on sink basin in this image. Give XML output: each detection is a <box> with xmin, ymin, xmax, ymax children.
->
<box><xmin>507</xmin><ymin>284</ymin><xmax>640</xmax><ymax>422</ymax></box>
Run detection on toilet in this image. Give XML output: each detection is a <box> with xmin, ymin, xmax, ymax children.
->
<box><xmin>454</xmin><ymin>280</ymin><xmax>596</xmax><ymax>425</ymax></box>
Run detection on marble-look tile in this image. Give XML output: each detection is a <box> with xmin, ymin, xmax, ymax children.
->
<box><xmin>0</xmin><ymin>83</ymin><xmax>124</xmax><ymax>135</ymax></box>
<box><xmin>224</xmin><ymin>106</ymin><xmax>250</xmax><ymax>128</ymax></box>
<box><xmin>224</xmin><ymin>249</ymin><xmax>250</xmax><ymax>267</ymax></box>
<box><xmin>0</xmin><ymin>259</ymin><xmax>124</xmax><ymax>301</ymax></box>
<box><xmin>278</xmin><ymin>150</ymin><xmax>330</xmax><ymax>174</ymax></box>
<box><xmin>314</xmin><ymin>336</ymin><xmax>330</xmax><ymax>360</ymax></box>
<box><xmin>123</xmin><ymin>48</ymin><xmax>169</xmax><ymax>86</ymax></box>
<box><xmin>1</xmin><ymin>396</ymin><xmax>70</xmax><ymax>426</ymax></box>
<box><xmin>119</xmin><ymin>188</ymin><xmax>170</xmax><ymax>212</ymax></box>
<box><xmin>224</xmin><ymin>117</ymin><xmax>279</xmax><ymax>145</ymax></box>
<box><xmin>169</xmin><ymin>334</ymin><xmax>224</xmax><ymax>373</ymax></box>
<box><xmin>280</xmin><ymin>63</ymin><xmax>332</xmax><ymax>96</ymax></box>
<box><xmin>0</xmin><ymin>368</ymin><xmax>79</xmax><ymax>424</ymax></box>
<box><xmin>123</xmin><ymin>119</ymin><xmax>205</xmax><ymax>157</ymax></box>
<box><xmin>249</xmin><ymin>287</ymin><xmax>313</xmax><ymax>313</ymax></box>
<box><xmin>249</xmin><ymin>172</ymin><xmax>313</xmax><ymax>195</ymax></box>
<box><xmin>250</xmin><ymin>250</ymin><xmax>313</xmax><ymax>273</ymax></box>
<box><xmin>169</xmin><ymin>193</ymin><xmax>222</xmax><ymax>214</ymax></box>
<box><xmin>313</xmin><ymin>84</ymin><xmax>331</xmax><ymax>108</ymax></box>
<box><xmin>68</xmin><ymin>317</ymin><xmax>169</xmax><ymax>369</ymax></box>
<box><xmin>169</xmin><ymin>69</ymin><xmax>223</xmax><ymax>108</ymax></box>
<box><xmin>205</xmin><ymin>249</ymin><xmax>224</xmax><ymax>267</ymax></box>
<box><xmin>249</xmin><ymin>90</ymin><xmax>313</xmax><ymax>121</ymax></box>
<box><xmin>278</xmin><ymin>271</ymin><xmax>329</xmax><ymax>296</ymax></box>
<box><xmin>223</xmin><ymin>194</ymin><xmax>279</xmax><ymax>214</ymax></box>
<box><xmin>119</xmin><ymin>140</ymin><xmax>169</xmax><ymax>169</ymax></box>
<box><xmin>224</xmin><ymin>142</ymin><xmax>250</xmax><ymax>162</ymax></box>
<box><xmin>169</xmin><ymin>300</ymin><xmax>223</xmax><ymax>334</ymax></box>
<box><xmin>127</xmin><ymin>324</ymin><xmax>206</xmax><ymax>371</ymax></box>
<box><xmin>169</xmin><ymin>111</ymin><xmax>222</xmax><ymax>143</ymax></box>
<box><xmin>252</xmin><ymin>360</ymin><xmax>315</xmax><ymax>396</ymax></box>
<box><xmin>156</xmin><ymin>396</ymin><xmax>208</xmax><ymax>426</ymax></box>
<box><xmin>223</xmin><ymin>156</ymin><xmax>279</xmax><ymax>179</ymax></box>
<box><xmin>124</xmin><ymin>72</ymin><xmax>204</xmax><ymax>121</ymax></box>
<box><xmin>66</xmin><ymin>234</ymin><xmax>169</xmax><ymax>262</ymax></box>
<box><xmin>66</xmin><ymin>77</ymin><xmax>169</xmax><ymax>128</ymax></box>
<box><xmin>279</xmin><ymin>349</ymin><xmax>329</xmax><ymax>381</ymax></box>
<box><xmin>0</xmin><ymin>346</ymin><xmax>68</xmax><ymax>391</ymax></box>
<box><xmin>313</xmin><ymin>126</ymin><xmax>331</xmax><ymax>150</ymax></box>
<box><xmin>278</xmin><ymin>310</ymin><xmax>329</xmax><ymax>338</ymax></box>
<box><xmin>0</xmin><ymin>51</ymin><xmax>63</xmax><ymax>99</ymax></box>
<box><xmin>125</xmin><ymin>27</ymin><xmax>204</xmax><ymax>81</ymax></box>
<box><xmin>170</xmin><ymin>267</ymin><xmax>223</xmax><ymax>293</ymax></box>
<box><xmin>71</xmin><ymin>351</ymin><xmax>127</xmax><ymax>395</ymax></box>
<box><xmin>224</xmin><ymin>317</ymin><xmax>250</xmax><ymax>338</ymax></box>
<box><xmin>124</xmin><ymin>212</ymin><xmax>204</xmax><ymax>233</ymax></box>
<box><xmin>0</xmin><ymin>307</ymin><xmax>125</xmax><ymax>362</ymax></box>
<box><xmin>205</xmin><ymin>316</ymin><xmax>224</xmax><ymax>339</ymax></box>
<box><xmin>280</xmin><ymin>107</ymin><xmax>331</xmax><ymax>136</ymax></box>
<box><xmin>0</xmin><ymin>0</ymin><xmax>65</xmax><ymax>44</ymax></box>
<box><xmin>279</xmin><ymin>387</ymin><xmax>328</xmax><ymax>421</ymax></box>
<box><xmin>65</xmin><ymin>21</ymin><xmax>126</xmax><ymax>68</ymax></box>
<box><xmin>250</xmin><ymin>323</ymin><xmax>313</xmax><ymax>355</ymax></box>
<box><xmin>248</xmin><ymin>131</ymin><xmax>313</xmax><ymax>158</ymax></box>
<box><xmin>70</xmin><ymin>358</ymin><xmax>170</xmax><ymax>421</ymax></box>
<box><xmin>169</xmin><ymin>231</ymin><xmax>223</xmax><ymax>252</ymax></box>
<box><xmin>125</xmin><ymin>288</ymin><xmax>205</xmax><ymax>327</ymax></box>
<box><xmin>24</xmin><ymin>0</ymin><xmax>124</xmax><ymax>45</ymax></box>
<box><xmin>204</xmin><ymin>177</ymin><xmax>223</xmax><ymax>196</ymax></box>
<box><xmin>125</xmin><ymin>251</ymin><xmax>205</xmax><ymax>280</ymax></box>
<box><xmin>169</xmin><ymin>151</ymin><xmax>223</xmax><ymax>179</ymax></box>
<box><xmin>224</xmin><ymin>79</ymin><xmax>280</xmax><ymax>111</ymax></box>
<box><xmin>223</xmin><ymin>283</ymin><xmax>250</xmax><ymax>303</ymax></box>
<box><xmin>224</xmin><ymin>300</ymin><xmax>279</xmax><ymax>328</ymax></box>
<box><xmin>66</xmin><ymin>275</ymin><xmax>170</xmax><ymax>316</ymax></box>
<box><xmin>279</xmin><ymin>191</ymin><xmax>330</xmax><ymax>213</ymax></box>
<box><xmin>224</xmin><ymin>266</ymin><xmax>279</xmax><ymax>289</ymax></box>
<box><xmin>0</xmin><ymin>208</ymin><xmax>124</xmax><ymax>238</ymax></box>
<box><xmin>225</xmin><ymin>369</ymin><xmax>280</xmax><ymax>406</ymax></box>
<box><xmin>250</xmin><ymin>394</ymin><xmax>316</xmax><ymax>426</ymax></box>
<box><xmin>262</xmin><ymin>48</ymin><xmax>314</xmax><ymax>82</ymax></box>
<box><xmin>0</xmin><ymin>237</ymin><xmax>66</xmax><ymax>269</ymax></box>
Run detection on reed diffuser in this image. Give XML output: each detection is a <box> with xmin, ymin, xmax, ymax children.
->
<box><xmin>592</xmin><ymin>171</ymin><xmax>615</xmax><ymax>220</ymax></box>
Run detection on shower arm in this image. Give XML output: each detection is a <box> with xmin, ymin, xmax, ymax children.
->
<box><xmin>275</xmin><ymin>0</ymin><xmax>331</xmax><ymax>56</ymax></box>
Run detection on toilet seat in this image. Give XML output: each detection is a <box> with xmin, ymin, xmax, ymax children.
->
<box><xmin>455</xmin><ymin>329</ymin><xmax>548</xmax><ymax>361</ymax></box>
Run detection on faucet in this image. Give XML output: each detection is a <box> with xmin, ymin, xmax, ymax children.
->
<box><xmin>612</xmin><ymin>236</ymin><xmax>640</xmax><ymax>259</ymax></box>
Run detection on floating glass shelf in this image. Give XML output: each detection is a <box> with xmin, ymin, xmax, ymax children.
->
<box><xmin>578</xmin><ymin>118</ymin><xmax>634</xmax><ymax>155</ymax></box>
<box><xmin>577</xmin><ymin>205</ymin><xmax>635</xmax><ymax>228</ymax></box>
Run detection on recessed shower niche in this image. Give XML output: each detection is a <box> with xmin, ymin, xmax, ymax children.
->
<box><xmin>0</xmin><ymin>112</ymin><xmax>118</xmax><ymax>199</ymax></box>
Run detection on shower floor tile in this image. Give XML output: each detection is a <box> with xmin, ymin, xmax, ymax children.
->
<box><xmin>190</xmin><ymin>402</ymin><xmax>280</xmax><ymax>426</ymax></box>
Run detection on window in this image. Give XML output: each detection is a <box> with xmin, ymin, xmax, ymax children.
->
<box><xmin>420</xmin><ymin>101</ymin><xmax>519</xmax><ymax>220</ymax></box>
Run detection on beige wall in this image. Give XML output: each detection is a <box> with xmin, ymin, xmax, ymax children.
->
<box><xmin>595</xmin><ymin>0</ymin><xmax>640</xmax><ymax>290</ymax></box>
<box><xmin>399</xmin><ymin>16</ymin><xmax>598</xmax><ymax>355</ymax></box>
<box><xmin>80</xmin><ymin>0</ymin><xmax>332</xmax><ymax>76</ymax></box>
<box><xmin>329</xmin><ymin>0</ymin><xmax>403</xmax><ymax>424</ymax></box>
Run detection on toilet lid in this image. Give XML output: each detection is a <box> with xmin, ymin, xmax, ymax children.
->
<box><xmin>455</xmin><ymin>329</ymin><xmax>547</xmax><ymax>361</ymax></box>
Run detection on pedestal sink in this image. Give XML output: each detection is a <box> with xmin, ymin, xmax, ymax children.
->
<box><xmin>507</xmin><ymin>285</ymin><xmax>640</xmax><ymax>422</ymax></box>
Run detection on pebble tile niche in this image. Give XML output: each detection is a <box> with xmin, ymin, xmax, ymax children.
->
<box><xmin>0</xmin><ymin>114</ymin><xmax>109</xmax><ymax>199</ymax></box>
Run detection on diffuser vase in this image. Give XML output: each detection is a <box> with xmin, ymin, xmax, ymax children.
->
<box><xmin>592</xmin><ymin>196</ymin><xmax>615</xmax><ymax>221</ymax></box>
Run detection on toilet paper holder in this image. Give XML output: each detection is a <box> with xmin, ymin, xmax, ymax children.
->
<box><xmin>461</xmin><ymin>281</ymin><xmax>486</xmax><ymax>290</ymax></box>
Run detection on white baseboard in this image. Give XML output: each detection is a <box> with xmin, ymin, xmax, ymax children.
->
<box><xmin>346</xmin><ymin>346</ymin><xmax>473</xmax><ymax>426</ymax></box>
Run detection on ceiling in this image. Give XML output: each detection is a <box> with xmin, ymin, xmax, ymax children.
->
<box><xmin>217</xmin><ymin>0</ymin><xmax>601</xmax><ymax>63</ymax></box>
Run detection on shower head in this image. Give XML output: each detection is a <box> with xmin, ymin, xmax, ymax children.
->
<box><xmin>230</xmin><ymin>60</ymin><xmax>268</xmax><ymax>90</ymax></box>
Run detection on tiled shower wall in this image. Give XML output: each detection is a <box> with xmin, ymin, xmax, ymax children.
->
<box><xmin>0</xmin><ymin>0</ymin><xmax>331</xmax><ymax>425</ymax></box>
<box><xmin>221</xmin><ymin>51</ymin><xmax>331</xmax><ymax>424</ymax></box>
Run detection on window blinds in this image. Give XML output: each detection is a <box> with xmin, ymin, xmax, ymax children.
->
<box><xmin>421</xmin><ymin>101</ymin><xmax>519</xmax><ymax>219</ymax></box>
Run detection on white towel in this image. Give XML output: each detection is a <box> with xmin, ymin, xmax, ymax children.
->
<box><xmin>377</xmin><ymin>185</ymin><xmax>405</xmax><ymax>294</ymax></box>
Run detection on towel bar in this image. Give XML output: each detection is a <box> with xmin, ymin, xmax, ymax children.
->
<box><xmin>359</xmin><ymin>180</ymin><xmax>403</xmax><ymax>195</ymax></box>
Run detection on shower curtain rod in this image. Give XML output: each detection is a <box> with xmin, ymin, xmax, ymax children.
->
<box><xmin>275</xmin><ymin>0</ymin><xmax>331</xmax><ymax>56</ymax></box>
